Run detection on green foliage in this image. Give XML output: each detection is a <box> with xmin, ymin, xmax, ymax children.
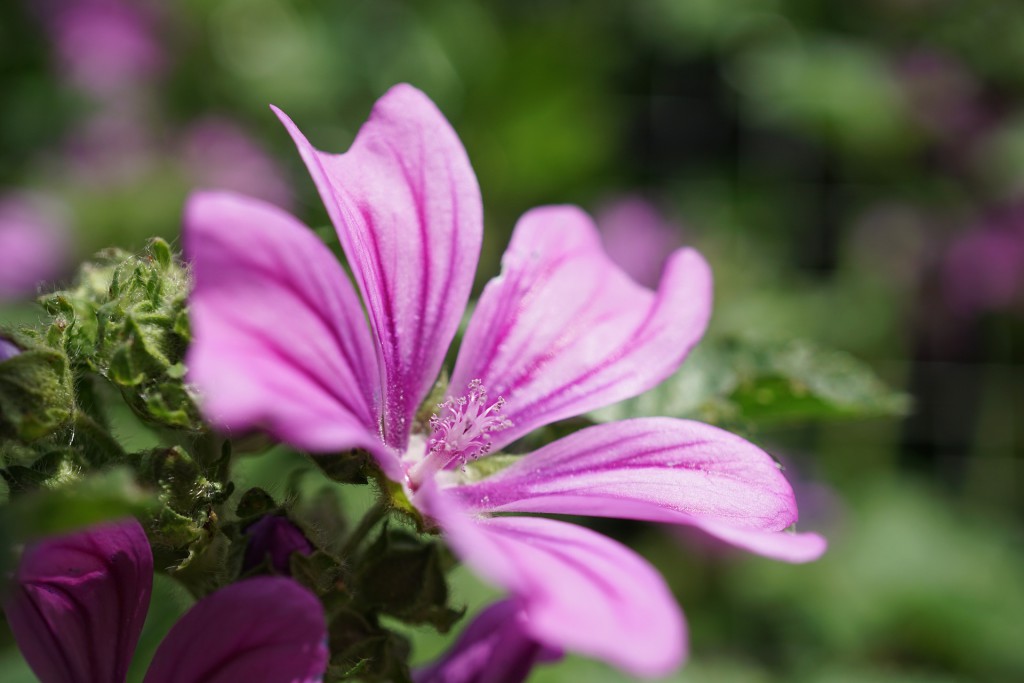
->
<box><xmin>730</xmin><ymin>37</ymin><xmax>918</xmax><ymax>158</ymax></box>
<box><xmin>592</xmin><ymin>336</ymin><xmax>909</xmax><ymax>430</ymax></box>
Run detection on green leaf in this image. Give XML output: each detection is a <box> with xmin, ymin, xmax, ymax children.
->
<box><xmin>591</xmin><ymin>336</ymin><xmax>910</xmax><ymax>429</ymax></box>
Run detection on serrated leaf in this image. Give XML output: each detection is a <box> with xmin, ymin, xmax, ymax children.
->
<box><xmin>591</xmin><ymin>336</ymin><xmax>910</xmax><ymax>429</ymax></box>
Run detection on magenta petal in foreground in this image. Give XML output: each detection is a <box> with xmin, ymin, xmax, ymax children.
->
<box><xmin>274</xmin><ymin>84</ymin><xmax>483</xmax><ymax>450</ymax></box>
<box><xmin>451</xmin><ymin>206</ymin><xmax>712</xmax><ymax>451</ymax></box>
<box><xmin>454</xmin><ymin>418</ymin><xmax>799</xmax><ymax>530</ymax></box>
<box><xmin>183</xmin><ymin>192</ymin><xmax>398</xmax><ymax>476</ymax></box>
<box><xmin>414</xmin><ymin>599</ymin><xmax>561</xmax><ymax>683</ymax></box>
<box><xmin>3</xmin><ymin>519</ymin><xmax>153</xmax><ymax>683</ymax></box>
<box><xmin>452</xmin><ymin>418</ymin><xmax>825</xmax><ymax>562</ymax></box>
<box><xmin>143</xmin><ymin>577</ymin><xmax>328</xmax><ymax>683</ymax></box>
<box><xmin>429</xmin><ymin>491</ymin><xmax>686</xmax><ymax>678</ymax></box>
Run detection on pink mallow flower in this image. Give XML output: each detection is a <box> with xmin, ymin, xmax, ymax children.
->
<box><xmin>36</xmin><ymin>0</ymin><xmax>165</xmax><ymax>95</ymax></box>
<box><xmin>596</xmin><ymin>196</ymin><xmax>685</xmax><ymax>288</ymax></box>
<box><xmin>182</xmin><ymin>117</ymin><xmax>294</xmax><ymax>212</ymax></box>
<box><xmin>942</xmin><ymin>202</ymin><xmax>1024</xmax><ymax>317</ymax></box>
<box><xmin>3</xmin><ymin>519</ymin><xmax>328</xmax><ymax>683</ymax></box>
<box><xmin>185</xmin><ymin>84</ymin><xmax>826</xmax><ymax>678</ymax></box>
<box><xmin>0</xmin><ymin>194</ymin><xmax>69</xmax><ymax>301</ymax></box>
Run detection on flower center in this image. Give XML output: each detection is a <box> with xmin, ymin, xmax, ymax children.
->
<box><xmin>406</xmin><ymin>379</ymin><xmax>512</xmax><ymax>488</ymax></box>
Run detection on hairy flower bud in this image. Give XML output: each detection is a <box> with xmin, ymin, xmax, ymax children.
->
<box><xmin>0</xmin><ymin>335</ymin><xmax>74</xmax><ymax>443</ymax></box>
<box><xmin>243</xmin><ymin>515</ymin><xmax>314</xmax><ymax>575</ymax></box>
<box><xmin>41</xmin><ymin>238</ymin><xmax>200</xmax><ymax>430</ymax></box>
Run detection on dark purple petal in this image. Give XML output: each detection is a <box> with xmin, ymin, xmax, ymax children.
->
<box><xmin>274</xmin><ymin>84</ymin><xmax>483</xmax><ymax>451</ymax></box>
<box><xmin>184</xmin><ymin>191</ymin><xmax>402</xmax><ymax>479</ymax></box>
<box><xmin>0</xmin><ymin>194</ymin><xmax>69</xmax><ymax>301</ymax></box>
<box><xmin>3</xmin><ymin>519</ymin><xmax>153</xmax><ymax>683</ymax></box>
<box><xmin>424</xmin><ymin>487</ymin><xmax>686</xmax><ymax>678</ymax></box>
<box><xmin>414</xmin><ymin>599</ymin><xmax>562</xmax><ymax>683</ymax></box>
<box><xmin>450</xmin><ymin>206</ymin><xmax>711</xmax><ymax>453</ymax></box>
<box><xmin>143</xmin><ymin>577</ymin><xmax>327</xmax><ymax>683</ymax></box>
<box><xmin>242</xmin><ymin>515</ymin><xmax>314</xmax><ymax>575</ymax></box>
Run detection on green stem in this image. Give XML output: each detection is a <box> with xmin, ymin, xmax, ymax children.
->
<box><xmin>341</xmin><ymin>500</ymin><xmax>388</xmax><ymax>559</ymax></box>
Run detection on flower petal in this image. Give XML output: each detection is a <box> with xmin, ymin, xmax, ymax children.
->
<box><xmin>450</xmin><ymin>206</ymin><xmax>711</xmax><ymax>451</ymax></box>
<box><xmin>184</xmin><ymin>191</ymin><xmax>401</xmax><ymax>478</ymax></box>
<box><xmin>425</xmin><ymin>489</ymin><xmax>686</xmax><ymax>678</ymax></box>
<box><xmin>274</xmin><ymin>84</ymin><xmax>483</xmax><ymax>450</ymax></box>
<box><xmin>451</xmin><ymin>418</ymin><xmax>825</xmax><ymax>563</ymax></box>
<box><xmin>3</xmin><ymin>519</ymin><xmax>152</xmax><ymax>683</ymax></box>
<box><xmin>414</xmin><ymin>599</ymin><xmax>561</xmax><ymax>683</ymax></box>
<box><xmin>143</xmin><ymin>577</ymin><xmax>328</xmax><ymax>683</ymax></box>
<box><xmin>687</xmin><ymin>519</ymin><xmax>828</xmax><ymax>563</ymax></box>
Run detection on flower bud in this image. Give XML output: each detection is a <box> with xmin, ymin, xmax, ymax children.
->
<box><xmin>41</xmin><ymin>238</ymin><xmax>201</xmax><ymax>430</ymax></box>
<box><xmin>243</xmin><ymin>515</ymin><xmax>314</xmax><ymax>574</ymax></box>
<box><xmin>0</xmin><ymin>336</ymin><xmax>74</xmax><ymax>442</ymax></box>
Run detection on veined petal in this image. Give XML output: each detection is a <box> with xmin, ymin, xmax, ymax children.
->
<box><xmin>274</xmin><ymin>84</ymin><xmax>483</xmax><ymax>451</ymax></box>
<box><xmin>425</xmin><ymin>488</ymin><xmax>686</xmax><ymax>678</ymax></box>
<box><xmin>451</xmin><ymin>418</ymin><xmax>825</xmax><ymax>563</ymax></box>
<box><xmin>414</xmin><ymin>599</ymin><xmax>561</xmax><ymax>683</ymax></box>
<box><xmin>688</xmin><ymin>520</ymin><xmax>827</xmax><ymax>563</ymax></box>
<box><xmin>184</xmin><ymin>192</ymin><xmax>402</xmax><ymax>479</ymax></box>
<box><xmin>450</xmin><ymin>206</ymin><xmax>711</xmax><ymax>451</ymax></box>
<box><xmin>143</xmin><ymin>577</ymin><xmax>327</xmax><ymax>683</ymax></box>
<box><xmin>3</xmin><ymin>519</ymin><xmax>152</xmax><ymax>683</ymax></box>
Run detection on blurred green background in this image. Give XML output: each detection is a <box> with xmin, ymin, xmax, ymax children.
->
<box><xmin>2</xmin><ymin>1</ymin><xmax>1024</xmax><ymax>681</ymax></box>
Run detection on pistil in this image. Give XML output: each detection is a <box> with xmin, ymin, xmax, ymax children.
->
<box><xmin>407</xmin><ymin>379</ymin><xmax>512</xmax><ymax>488</ymax></box>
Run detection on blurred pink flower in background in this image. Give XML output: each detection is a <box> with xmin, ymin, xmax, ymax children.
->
<box><xmin>942</xmin><ymin>202</ymin><xmax>1024</xmax><ymax>317</ymax></box>
<box><xmin>0</xmin><ymin>194</ymin><xmax>70</xmax><ymax>301</ymax></box>
<box><xmin>182</xmin><ymin>118</ymin><xmax>294</xmax><ymax>211</ymax></box>
<box><xmin>62</xmin><ymin>101</ymin><xmax>160</xmax><ymax>186</ymax></box>
<box><xmin>596</xmin><ymin>196</ymin><xmax>685</xmax><ymax>288</ymax></box>
<box><xmin>894</xmin><ymin>50</ymin><xmax>993</xmax><ymax>145</ymax></box>
<box><xmin>35</xmin><ymin>0</ymin><xmax>165</xmax><ymax>95</ymax></box>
